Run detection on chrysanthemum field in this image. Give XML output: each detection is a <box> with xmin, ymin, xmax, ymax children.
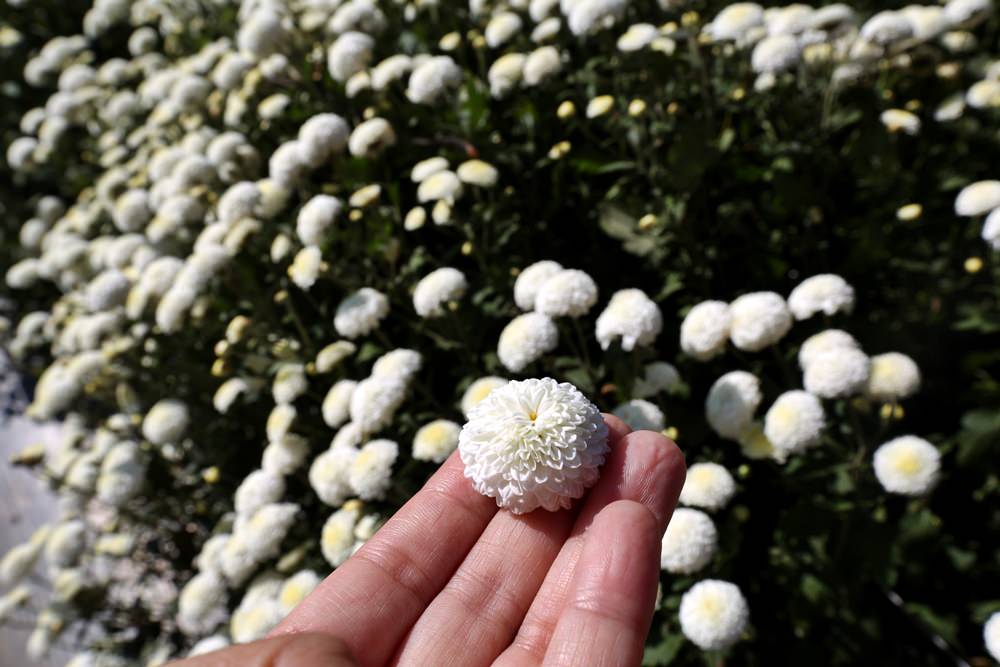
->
<box><xmin>2</xmin><ymin>0</ymin><xmax>1000</xmax><ymax>664</ymax></box>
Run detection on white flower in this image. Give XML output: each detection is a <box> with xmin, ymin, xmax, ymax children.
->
<box><xmin>334</xmin><ymin>287</ymin><xmax>389</xmax><ymax>338</ymax></box>
<box><xmin>231</xmin><ymin>599</ymin><xmax>282</xmax><ymax>644</ymax></box>
<box><xmin>679</xmin><ymin>580</ymin><xmax>750</xmax><ymax>650</ymax></box>
<box><xmin>267</xmin><ymin>404</ymin><xmax>296</xmax><ymax>442</ymax></box>
<box><xmin>729</xmin><ymin>292</ymin><xmax>792</xmax><ymax>352</ymax></box>
<box><xmin>350</xmin><ymin>376</ymin><xmax>407</xmax><ymax>435</ymax></box>
<box><xmin>278</xmin><ymin>570</ymin><xmax>321</xmax><ymax>615</ymax></box>
<box><xmin>787</xmin><ymin>274</ymin><xmax>855</xmax><ymax>320</ymax></box>
<box><xmin>44</xmin><ymin>520</ymin><xmax>85</xmax><ymax>569</ymax></box>
<box><xmin>0</xmin><ymin>537</ymin><xmax>45</xmax><ymax>587</ymax></box>
<box><xmin>679</xmin><ymin>462</ymin><xmax>736</xmax><ymax>511</ymax></box>
<box><xmin>241</xmin><ymin>503</ymin><xmax>299</xmax><ymax>563</ymax></box>
<box><xmin>273</xmin><ymin>363</ymin><xmax>307</xmax><ymax>405</ymax></box>
<box><xmin>986</xmin><ymin>207</ymin><xmax>1000</xmax><ymax>250</ymax></box>
<box><xmin>705</xmin><ymin>371</ymin><xmax>762</xmax><ymax>440</ymax></box>
<box><xmin>859</xmin><ymin>11</ymin><xmax>913</xmax><ymax>46</ymax></box>
<box><xmin>262</xmin><ymin>434</ymin><xmax>310</xmax><ymax>475</ymax></box>
<box><xmin>142</xmin><ymin>399</ymin><xmax>189</xmax><ymax>445</ymax></box>
<box><xmin>803</xmin><ymin>348</ymin><xmax>870</xmax><ymax>399</ymax></box>
<box><xmin>298</xmin><ymin>114</ymin><xmax>349</xmax><ymax>167</ymax></box>
<box><xmin>881</xmin><ymin>109</ymin><xmax>921</xmax><ymax>135</ymax></box>
<box><xmin>798</xmin><ymin>329</ymin><xmax>860</xmax><ymax>370</ymax></box>
<box><xmin>411</xmin><ymin>157</ymin><xmax>450</xmax><ymax>182</ymax></box>
<box><xmin>488</xmin><ymin>53</ymin><xmax>526</xmax><ymax>98</ymax></box>
<box><xmin>955</xmin><ymin>180</ymin><xmax>1000</xmax><ymax>216</ymax></box>
<box><xmin>316</xmin><ymin>341</ymin><xmax>356</xmax><ymax>373</ymax></box>
<box><xmin>751</xmin><ymin>35</ymin><xmax>800</xmax><ymax>73</ymax></box>
<box><xmin>322</xmin><ymin>504</ymin><xmax>361</xmax><ymax>567</ymax></box>
<box><xmin>348</xmin><ymin>118</ymin><xmax>396</xmax><ymax>158</ymax></box>
<box><xmin>269</xmin><ymin>141</ymin><xmax>309</xmax><ymax>186</ymax></box>
<box><xmin>372</xmin><ymin>54</ymin><xmax>413</xmax><ymax>90</ymax></box>
<box><xmin>327</xmin><ymin>31</ymin><xmax>373</xmax><ymax>82</ymax></box>
<box><xmin>764</xmin><ymin>390</ymin><xmax>825</xmax><ymax>461</ymax></box>
<box><xmin>967</xmin><ymin>79</ymin><xmax>1000</xmax><ymax>109</ymax></box>
<box><xmin>514</xmin><ymin>260</ymin><xmax>563</xmax><ymax>311</ymax></box>
<box><xmin>680</xmin><ymin>301</ymin><xmax>732</xmax><ymax>360</ymax></box>
<box><xmin>536</xmin><ymin>269</ymin><xmax>598</xmax><ymax>318</ymax></box>
<box><xmin>984</xmin><ymin>612</ymin><xmax>1000</xmax><ymax>663</ymax></box>
<box><xmin>235</xmin><ymin>470</ymin><xmax>286</xmax><ymax>517</ymax></box>
<box><xmin>945</xmin><ymin>0</ymin><xmax>992</xmax><ymax>24</ymax></box>
<box><xmin>523</xmin><ymin>46</ymin><xmax>562</xmax><ymax>86</ymax></box>
<box><xmin>498</xmin><ymin>312</ymin><xmax>559</xmax><ymax>372</ymax></box>
<box><xmin>332</xmin><ymin>422</ymin><xmax>365</xmax><ymax>449</ymax></box>
<box><xmin>177</xmin><ymin>572</ymin><xmax>228</xmax><ymax>636</ymax></box>
<box><xmin>86</xmin><ymin>269</ymin><xmax>130</xmax><ymax>312</ymax></box>
<box><xmin>214</xmin><ymin>377</ymin><xmax>254</xmax><ymax>413</ymax></box>
<box><xmin>873</xmin><ymin>436</ymin><xmax>940</xmax><ymax>496</ymax></box>
<box><xmin>661</xmin><ymin>508</ymin><xmax>718</xmax><ymax>574</ymax></box>
<box><xmin>297</xmin><ymin>195</ymin><xmax>342</xmax><ymax>246</ymax></box>
<box><xmin>461</xmin><ymin>377</ymin><xmax>509</xmax><ymax>417</ymax></box>
<box><xmin>217</xmin><ymin>182</ymin><xmax>261</xmax><ymax>224</ymax></box>
<box><xmin>404</xmin><ymin>207</ymin><xmax>426</xmax><ymax>230</ymax></box>
<box><xmin>349</xmin><ymin>439</ymin><xmax>398</xmax><ymax>499</ymax></box>
<box><xmin>486</xmin><ymin>11</ymin><xmax>522</xmax><ymax>47</ymax></box>
<box><xmin>612</xmin><ymin>399</ymin><xmax>665</xmax><ymax>432</ymax></box>
<box><xmin>406</xmin><ymin>56</ymin><xmax>462</xmax><ymax>104</ymax></box>
<box><xmin>567</xmin><ymin>0</ymin><xmax>628</xmax><ymax>36</ymax></box>
<box><xmin>866</xmin><ymin>352</ymin><xmax>921</xmax><ymax>401</ymax></box>
<box><xmin>310</xmin><ymin>446</ymin><xmax>359</xmax><ymax>506</ymax></box>
<box><xmin>96</xmin><ymin>441</ymin><xmax>146</xmax><ymax>506</ymax></box>
<box><xmin>618</xmin><ymin>23</ymin><xmax>659</xmax><ymax>51</ymax></box>
<box><xmin>417</xmin><ymin>170</ymin><xmax>463</xmax><ymax>203</ymax></box>
<box><xmin>372</xmin><ymin>348</ymin><xmax>423</xmax><ymax>382</ymax></box>
<box><xmin>413</xmin><ymin>419</ymin><xmax>462</xmax><ymax>463</ymax></box>
<box><xmin>288</xmin><ymin>246</ymin><xmax>323</xmax><ymax>290</ymax></box>
<box><xmin>634</xmin><ymin>361</ymin><xmax>681</xmax><ymax>398</ymax></box>
<box><xmin>710</xmin><ymin>3</ymin><xmax>765</xmax><ymax>41</ymax></box>
<box><xmin>322</xmin><ymin>380</ymin><xmax>357</xmax><ymax>428</ymax></box>
<box><xmin>459</xmin><ymin>378</ymin><xmax>609</xmax><ymax>514</ymax></box>
<box><xmin>456</xmin><ymin>160</ymin><xmax>499</xmax><ymax>187</ymax></box>
<box><xmin>413</xmin><ymin>267</ymin><xmax>468</xmax><ymax>318</ymax></box>
<box><xmin>594</xmin><ymin>288</ymin><xmax>663</xmax><ymax>351</ymax></box>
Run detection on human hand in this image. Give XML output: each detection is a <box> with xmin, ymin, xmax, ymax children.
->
<box><xmin>170</xmin><ymin>415</ymin><xmax>685</xmax><ymax>667</ymax></box>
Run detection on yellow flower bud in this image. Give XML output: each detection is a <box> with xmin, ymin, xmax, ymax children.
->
<box><xmin>964</xmin><ymin>256</ymin><xmax>983</xmax><ymax>273</ymax></box>
<box><xmin>461</xmin><ymin>241</ymin><xmax>474</xmax><ymax>256</ymax></box>
<box><xmin>557</xmin><ymin>100</ymin><xmax>576</xmax><ymax>119</ymax></box>
<box><xmin>681</xmin><ymin>10</ymin><xmax>700</xmax><ymax>26</ymax></box>
<box><xmin>349</xmin><ymin>209</ymin><xmax>363</xmax><ymax>222</ymax></box>
<box><xmin>638</xmin><ymin>213</ymin><xmax>658</xmax><ymax>230</ymax></box>
<box><xmin>663</xmin><ymin>426</ymin><xmax>679</xmax><ymax>440</ymax></box>
<box><xmin>586</xmin><ymin>95</ymin><xmax>614</xmax><ymax>119</ymax></box>
<box><xmin>628</xmin><ymin>99</ymin><xmax>647</xmax><ymax>117</ymax></box>
<box><xmin>202</xmin><ymin>467</ymin><xmax>220</xmax><ymax>484</ymax></box>
<box><xmin>896</xmin><ymin>203</ymin><xmax>922</xmax><ymax>221</ymax></box>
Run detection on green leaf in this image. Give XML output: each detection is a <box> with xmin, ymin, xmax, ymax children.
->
<box><xmin>642</xmin><ymin>634</ymin><xmax>684</xmax><ymax>666</ymax></box>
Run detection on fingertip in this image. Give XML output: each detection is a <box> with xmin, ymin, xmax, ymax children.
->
<box><xmin>601</xmin><ymin>413</ymin><xmax>631</xmax><ymax>446</ymax></box>
<box><xmin>618</xmin><ymin>430</ymin><xmax>686</xmax><ymax>529</ymax></box>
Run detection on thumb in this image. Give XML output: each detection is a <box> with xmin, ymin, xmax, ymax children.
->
<box><xmin>166</xmin><ymin>632</ymin><xmax>358</xmax><ymax>667</ymax></box>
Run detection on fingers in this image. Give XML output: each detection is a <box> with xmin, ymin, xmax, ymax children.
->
<box><xmin>390</xmin><ymin>418</ymin><xmax>631</xmax><ymax>666</ymax></box>
<box><xmin>495</xmin><ymin>426</ymin><xmax>684</xmax><ymax>666</ymax></box>
<box><xmin>271</xmin><ymin>451</ymin><xmax>497</xmax><ymax>667</ymax></box>
<box><xmin>166</xmin><ymin>633</ymin><xmax>357</xmax><ymax>667</ymax></box>
<box><xmin>541</xmin><ymin>500</ymin><xmax>663</xmax><ymax>667</ymax></box>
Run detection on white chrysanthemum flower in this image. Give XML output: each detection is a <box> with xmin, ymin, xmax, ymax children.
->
<box><xmin>798</xmin><ymin>329</ymin><xmax>860</xmax><ymax>370</ymax></box>
<box><xmin>535</xmin><ymin>269</ymin><xmax>598</xmax><ymax>318</ymax></box>
<box><xmin>873</xmin><ymin>436</ymin><xmax>940</xmax><ymax>496</ymax></box>
<box><xmin>348</xmin><ymin>117</ymin><xmax>396</xmax><ymax>158</ymax></box>
<box><xmin>680</xmin><ymin>301</ymin><xmax>732</xmax><ymax>361</ymax></box>
<box><xmin>865</xmin><ymin>352</ymin><xmax>921</xmax><ymax>402</ymax></box>
<box><xmin>96</xmin><ymin>441</ymin><xmax>146</xmax><ymax>506</ymax></box>
<box><xmin>859</xmin><ymin>10</ymin><xmax>913</xmax><ymax>45</ymax></box>
<box><xmin>764</xmin><ymin>390</ymin><xmax>825</xmax><ymax>461</ymax></box>
<box><xmin>327</xmin><ymin>31</ymin><xmax>373</xmax><ymax>82</ymax></box>
<box><xmin>618</xmin><ymin>23</ymin><xmax>659</xmax><ymax>51</ymax></box>
<box><xmin>486</xmin><ymin>11</ymin><xmax>522</xmax><ymax>47</ymax></box>
<box><xmin>189</xmin><ymin>635</ymin><xmax>230</xmax><ymax>657</ymax></box>
<box><xmin>0</xmin><ymin>585</ymin><xmax>30</xmax><ymax>623</ymax></box>
<box><xmin>217</xmin><ymin>182</ymin><xmax>261</xmax><ymax>225</ymax></box>
<box><xmin>661</xmin><ymin>508</ymin><xmax>718</xmax><ymax>574</ymax></box>
<box><xmin>709</xmin><ymin>3</ymin><xmax>764</xmax><ymax>41</ymax></box>
<box><xmin>349</xmin><ymin>439</ymin><xmax>398</xmax><ymax>500</ymax></box>
<box><xmin>44</xmin><ymin>520</ymin><xmax>85</xmax><ymax>569</ymax></box>
<box><xmin>954</xmin><ymin>180</ymin><xmax>1000</xmax><ymax>216</ymax></box>
<box><xmin>705</xmin><ymin>371</ymin><xmax>762</xmax><ymax>440</ymax></box>
<box><xmin>296</xmin><ymin>195</ymin><xmax>342</xmax><ymax>246</ymax></box>
<box><xmin>288</xmin><ymin>246</ymin><xmax>323</xmax><ymax>290</ymax></box>
<box><xmin>456</xmin><ymin>160</ymin><xmax>499</xmax><ymax>187</ymax></box>
<box><xmin>488</xmin><ymin>53</ymin><xmax>526</xmax><ymax>98</ymax></box>
<box><xmin>322</xmin><ymin>504</ymin><xmax>361</xmax><ymax>567</ymax></box>
<box><xmin>406</xmin><ymin>56</ymin><xmax>461</xmax><ymax>104</ymax></box>
<box><xmin>413</xmin><ymin>419</ymin><xmax>462</xmax><ymax>463</ymax></box>
<box><xmin>298</xmin><ymin>113</ymin><xmax>349</xmax><ymax>167</ymax></box>
<box><xmin>985</xmin><ymin>208</ymin><xmax>1000</xmax><ymax>250</ymax></box>
<box><xmin>787</xmin><ymin>274</ymin><xmax>855</xmax><ymax>320</ymax></box>
<box><xmin>142</xmin><ymin>399</ymin><xmax>189</xmax><ymax>445</ymax></box>
<box><xmin>729</xmin><ymin>292</ymin><xmax>793</xmax><ymax>352</ymax></box>
<box><xmin>332</xmin><ymin>422</ymin><xmax>365</xmax><ymax>450</ymax></box>
<box><xmin>371</xmin><ymin>54</ymin><xmax>412</xmax><ymax>90</ymax></box>
<box><xmin>531</xmin><ymin>17</ymin><xmax>562</xmax><ymax>43</ymax></box>
<box><xmin>214</xmin><ymin>378</ymin><xmax>253</xmax><ymax>414</ymax></box>
<box><xmin>405</xmin><ymin>207</ymin><xmax>426</xmax><ymax>229</ymax></box>
<box><xmin>514</xmin><ymin>260</ymin><xmax>563</xmax><ymax>311</ymax></box>
<box><xmin>634</xmin><ymin>361</ymin><xmax>682</xmax><ymax>398</ymax></box>
<box><xmin>309</xmin><ymin>446</ymin><xmax>359</xmax><ymax>506</ymax></box>
<box><xmin>273</xmin><ymin>364</ymin><xmax>307</xmax><ymax>405</ymax></box>
<box><xmin>231</xmin><ymin>599</ymin><xmax>282</xmax><ymax>644</ymax></box>
<box><xmin>751</xmin><ymin>34</ymin><xmax>800</xmax><ymax>73</ymax></box>
<box><xmin>372</xmin><ymin>349</ymin><xmax>423</xmax><ymax>382</ymax></box>
<box><xmin>334</xmin><ymin>287</ymin><xmax>389</xmax><ymax>338</ymax></box>
<box><xmin>460</xmin><ymin>378</ymin><xmax>609</xmax><ymax>514</ymax></box>
<box><xmin>350</xmin><ymin>376</ymin><xmax>407</xmax><ymax>435</ymax></box>
<box><xmin>177</xmin><ymin>572</ymin><xmax>228</xmax><ymax>636</ymax></box>
<box><xmin>679</xmin><ymin>580</ymin><xmax>750</xmax><ymax>650</ymax></box>
<box><xmin>612</xmin><ymin>399</ymin><xmax>666</xmax><ymax>432</ymax></box>
<box><xmin>568</xmin><ymin>0</ymin><xmax>628</xmax><ymax>36</ymax></box>
<box><xmin>945</xmin><ymin>0</ymin><xmax>992</xmax><ymax>24</ymax></box>
<box><xmin>241</xmin><ymin>503</ymin><xmax>299</xmax><ymax>562</ymax></box>
<box><xmin>593</xmin><ymin>288</ymin><xmax>663</xmax><ymax>351</ymax></box>
<box><xmin>803</xmin><ymin>348</ymin><xmax>870</xmax><ymax>398</ymax></box>
<box><xmin>967</xmin><ymin>79</ymin><xmax>1000</xmax><ymax>110</ymax></box>
<box><xmin>278</xmin><ymin>570</ymin><xmax>321</xmax><ymax>615</ymax></box>
<box><xmin>737</xmin><ymin>421</ymin><xmax>775</xmax><ymax>460</ymax></box>
<box><xmin>85</xmin><ymin>269</ymin><xmax>130</xmax><ymax>312</ymax></box>
<box><xmin>984</xmin><ymin>612</ymin><xmax>1000</xmax><ymax>663</ymax></box>
<box><xmin>267</xmin><ymin>404</ymin><xmax>296</xmax><ymax>442</ymax></box>
<box><xmin>881</xmin><ymin>109</ymin><xmax>921</xmax><ymax>135</ymax></box>
<box><xmin>0</xmin><ymin>537</ymin><xmax>45</xmax><ymax>587</ymax></box>
<box><xmin>523</xmin><ymin>46</ymin><xmax>562</xmax><ymax>86</ymax></box>
<box><xmin>316</xmin><ymin>341</ymin><xmax>356</xmax><ymax>374</ymax></box>
<box><xmin>322</xmin><ymin>380</ymin><xmax>357</xmax><ymax>428</ymax></box>
<box><xmin>234</xmin><ymin>470</ymin><xmax>286</xmax><ymax>517</ymax></box>
<box><xmin>461</xmin><ymin>377</ymin><xmax>509</xmax><ymax>417</ymax></box>
<box><xmin>497</xmin><ymin>312</ymin><xmax>559</xmax><ymax>372</ymax></box>
<box><xmin>411</xmin><ymin>156</ymin><xmax>450</xmax><ymax>182</ymax></box>
<box><xmin>679</xmin><ymin>462</ymin><xmax>736</xmax><ymax>511</ymax></box>
<box><xmin>262</xmin><ymin>434</ymin><xmax>310</xmax><ymax>476</ymax></box>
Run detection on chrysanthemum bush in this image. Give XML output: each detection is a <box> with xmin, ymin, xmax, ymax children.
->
<box><xmin>1</xmin><ymin>0</ymin><xmax>1000</xmax><ymax>664</ymax></box>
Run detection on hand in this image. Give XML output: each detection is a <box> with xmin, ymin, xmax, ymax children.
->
<box><xmin>171</xmin><ymin>415</ymin><xmax>685</xmax><ymax>667</ymax></box>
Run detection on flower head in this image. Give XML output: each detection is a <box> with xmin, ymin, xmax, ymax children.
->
<box><xmin>612</xmin><ymin>399</ymin><xmax>665</xmax><ymax>432</ymax></box>
<box><xmin>705</xmin><ymin>371</ymin><xmax>761</xmax><ymax>440</ymax></box>
<box><xmin>661</xmin><ymin>508</ymin><xmax>718</xmax><ymax>574</ymax></box>
<box><xmin>787</xmin><ymin>274</ymin><xmax>855</xmax><ymax>320</ymax></box>
<box><xmin>536</xmin><ymin>269</ymin><xmax>598</xmax><ymax>318</ymax></box>
<box><xmin>679</xmin><ymin>579</ymin><xmax>750</xmax><ymax>650</ymax></box>
<box><xmin>595</xmin><ymin>288</ymin><xmax>663</xmax><ymax>351</ymax></box>
<box><xmin>679</xmin><ymin>462</ymin><xmax>736</xmax><ymax>511</ymax></box>
<box><xmin>413</xmin><ymin>267</ymin><xmax>467</xmax><ymax>318</ymax></box>
<box><xmin>514</xmin><ymin>260</ymin><xmax>563</xmax><ymax>311</ymax></box>
<box><xmin>680</xmin><ymin>301</ymin><xmax>731</xmax><ymax>360</ymax></box>
<box><xmin>764</xmin><ymin>390</ymin><xmax>825</xmax><ymax>461</ymax></box>
<box><xmin>866</xmin><ymin>352</ymin><xmax>921</xmax><ymax>401</ymax></box>
<box><xmin>334</xmin><ymin>287</ymin><xmax>389</xmax><ymax>339</ymax></box>
<box><xmin>802</xmin><ymin>348</ymin><xmax>870</xmax><ymax>398</ymax></box>
<box><xmin>413</xmin><ymin>419</ymin><xmax>462</xmax><ymax>463</ymax></box>
<box><xmin>873</xmin><ymin>435</ymin><xmax>940</xmax><ymax>495</ymax></box>
<box><xmin>498</xmin><ymin>313</ymin><xmax>559</xmax><ymax>372</ymax></box>
<box><xmin>729</xmin><ymin>292</ymin><xmax>792</xmax><ymax>352</ymax></box>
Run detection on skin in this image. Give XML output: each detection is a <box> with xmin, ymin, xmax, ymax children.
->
<box><xmin>169</xmin><ymin>415</ymin><xmax>685</xmax><ymax>667</ymax></box>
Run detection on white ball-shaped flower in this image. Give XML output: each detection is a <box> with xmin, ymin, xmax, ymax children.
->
<box><xmin>787</xmin><ymin>274</ymin><xmax>855</xmax><ymax>320</ymax></box>
<box><xmin>44</xmin><ymin>520</ymin><xmax>86</xmax><ymax>569</ymax></box>
<box><xmin>859</xmin><ymin>10</ymin><xmax>912</xmax><ymax>45</ymax></box>
<box><xmin>322</xmin><ymin>380</ymin><xmax>357</xmax><ymax>428</ymax></box>
<box><xmin>514</xmin><ymin>260</ymin><xmax>563</xmax><ymax>310</ymax></box>
<box><xmin>486</xmin><ymin>11</ymin><xmax>522</xmax><ymax>47</ymax></box>
<box><xmin>298</xmin><ymin>113</ymin><xmax>349</xmax><ymax>167</ymax></box>
<box><xmin>595</xmin><ymin>288</ymin><xmax>663</xmax><ymax>351</ymax></box>
<box><xmin>406</xmin><ymin>56</ymin><xmax>461</xmax><ymax>104</ymax></box>
<box><xmin>417</xmin><ymin>170</ymin><xmax>463</xmax><ymax>203</ymax></box>
<box><xmin>411</xmin><ymin>156</ymin><xmax>450</xmax><ymax>183</ymax></box>
<box><xmin>372</xmin><ymin>348</ymin><xmax>423</xmax><ymax>382</ymax></box>
<box><xmin>347</xmin><ymin>117</ymin><xmax>396</xmax><ymax>158</ymax></box>
<box><xmin>461</xmin><ymin>376</ymin><xmax>509</xmax><ymax>417</ymax></box>
<box><xmin>803</xmin><ymin>348</ymin><xmax>870</xmax><ymax>398</ymax></box>
<box><xmin>679</xmin><ymin>580</ymin><xmax>750</xmax><ymax>650</ymax></box>
<box><xmin>865</xmin><ymin>352</ymin><xmax>921</xmax><ymax>401</ymax></box>
<box><xmin>349</xmin><ymin>439</ymin><xmax>398</xmax><ymax>500</ymax></box>
<box><xmin>873</xmin><ymin>436</ymin><xmax>940</xmax><ymax>496</ymax></box>
<box><xmin>459</xmin><ymin>378</ymin><xmax>609</xmax><ymax>514</ymax></box>
<box><xmin>234</xmin><ymin>469</ymin><xmax>286</xmax><ymax>517</ymax></box>
<box><xmin>536</xmin><ymin>269</ymin><xmax>598</xmax><ymax>318</ymax></box>
<box><xmin>679</xmin><ymin>462</ymin><xmax>736</xmax><ymax>512</ymax></box>
<box><xmin>751</xmin><ymin>34</ymin><xmax>800</xmax><ymax>74</ymax></box>
<box><xmin>278</xmin><ymin>570</ymin><xmax>321</xmax><ymax>615</ymax></box>
<box><xmin>321</xmin><ymin>504</ymin><xmax>360</xmax><ymax>567</ymax></box>
<box><xmin>327</xmin><ymin>31</ymin><xmax>373</xmax><ymax>83</ymax></box>
<box><xmin>334</xmin><ymin>287</ymin><xmax>389</xmax><ymax>339</ymax></box>
<box><xmin>142</xmin><ymin>399</ymin><xmax>189</xmax><ymax>445</ymax></box>
<box><xmin>984</xmin><ymin>612</ymin><xmax>1000</xmax><ymax>663</ymax></box>
<box><xmin>680</xmin><ymin>301</ymin><xmax>731</xmax><ymax>361</ymax></box>
<box><xmin>955</xmin><ymin>180</ymin><xmax>1000</xmax><ymax>216</ymax></box>
<box><xmin>729</xmin><ymin>292</ymin><xmax>792</xmax><ymax>352</ymax></box>
<box><xmin>309</xmin><ymin>445</ymin><xmax>358</xmax><ymax>507</ymax></box>
<box><xmin>262</xmin><ymin>434</ymin><xmax>310</xmax><ymax>475</ymax></box>
<box><xmin>612</xmin><ymin>399</ymin><xmax>665</xmax><ymax>432</ymax></box>
<box><xmin>523</xmin><ymin>46</ymin><xmax>562</xmax><ymax>86</ymax></box>
<box><xmin>350</xmin><ymin>375</ymin><xmax>407</xmax><ymax>435</ymax></box>
<box><xmin>764</xmin><ymin>390</ymin><xmax>825</xmax><ymax>461</ymax></box>
<box><xmin>413</xmin><ymin>419</ymin><xmax>462</xmax><ymax>463</ymax></box>
<box><xmin>983</xmin><ymin>208</ymin><xmax>1000</xmax><ymax>250</ymax></box>
<box><xmin>497</xmin><ymin>312</ymin><xmax>559</xmax><ymax>372</ymax></box>
<box><xmin>709</xmin><ymin>3</ymin><xmax>764</xmax><ymax>41</ymax></box>
<box><xmin>661</xmin><ymin>508</ymin><xmax>718</xmax><ymax>574</ymax></box>
<box><xmin>288</xmin><ymin>246</ymin><xmax>323</xmax><ymax>290</ymax></box>
<box><xmin>634</xmin><ymin>361</ymin><xmax>681</xmax><ymax>399</ymax></box>
<box><xmin>488</xmin><ymin>53</ymin><xmax>526</xmax><ymax>98</ymax></box>
<box><xmin>798</xmin><ymin>329</ymin><xmax>860</xmax><ymax>370</ymax></box>
<box><xmin>705</xmin><ymin>371</ymin><xmax>762</xmax><ymax>440</ymax></box>
<box><xmin>296</xmin><ymin>195</ymin><xmax>342</xmax><ymax>246</ymax></box>
<box><xmin>413</xmin><ymin>267</ymin><xmax>467</xmax><ymax>318</ymax></box>
<box><xmin>177</xmin><ymin>572</ymin><xmax>228</xmax><ymax>636</ymax></box>
<box><xmin>456</xmin><ymin>160</ymin><xmax>499</xmax><ymax>187</ymax></box>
